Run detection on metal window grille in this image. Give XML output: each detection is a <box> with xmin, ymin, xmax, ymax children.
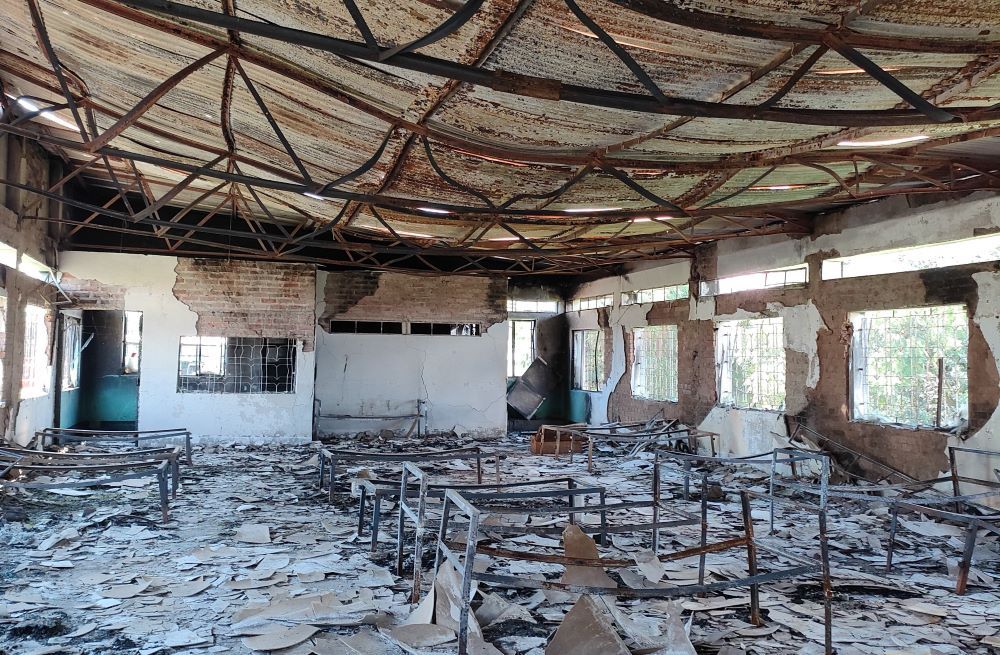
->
<box><xmin>621</xmin><ymin>283</ymin><xmax>689</xmax><ymax>306</ymax></box>
<box><xmin>850</xmin><ymin>305</ymin><xmax>968</xmax><ymax>428</ymax></box>
<box><xmin>632</xmin><ymin>325</ymin><xmax>678</xmax><ymax>401</ymax></box>
<box><xmin>572</xmin><ymin>329</ymin><xmax>604</xmax><ymax>391</ymax></box>
<box><xmin>716</xmin><ymin>317</ymin><xmax>785</xmax><ymax>410</ymax></box>
<box><xmin>508</xmin><ymin>320</ymin><xmax>535</xmax><ymax>377</ymax></box>
<box><xmin>62</xmin><ymin>316</ymin><xmax>82</xmax><ymax>390</ymax></box>
<box><xmin>22</xmin><ymin>304</ymin><xmax>49</xmax><ymax>397</ymax></box>
<box><xmin>177</xmin><ymin>336</ymin><xmax>297</xmax><ymax>394</ymax></box>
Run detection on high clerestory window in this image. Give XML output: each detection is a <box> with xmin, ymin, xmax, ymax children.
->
<box><xmin>632</xmin><ymin>325</ymin><xmax>679</xmax><ymax>402</ymax></box>
<box><xmin>850</xmin><ymin>305</ymin><xmax>968</xmax><ymax>428</ymax></box>
<box><xmin>701</xmin><ymin>265</ymin><xmax>807</xmax><ymax>297</ymax></box>
<box><xmin>572</xmin><ymin>330</ymin><xmax>605</xmax><ymax>392</ymax></box>
<box><xmin>621</xmin><ymin>284</ymin><xmax>689</xmax><ymax>306</ymax></box>
<box><xmin>568</xmin><ymin>294</ymin><xmax>613</xmax><ymax>312</ymax></box>
<box><xmin>178</xmin><ymin>337</ymin><xmax>296</xmax><ymax>393</ymax></box>
<box><xmin>716</xmin><ymin>317</ymin><xmax>785</xmax><ymax>410</ymax></box>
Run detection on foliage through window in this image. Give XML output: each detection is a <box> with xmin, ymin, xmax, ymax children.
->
<box><xmin>178</xmin><ymin>337</ymin><xmax>296</xmax><ymax>393</ymax></box>
<box><xmin>632</xmin><ymin>325</ymin><xmax>678</xmax><ymax>401</ymax></box>
<box><xmin>716</xmin><ymin>317</ymin><xmax>785</xmax><ymax>410</ymax></box>
<box><xmin>572</xmin><ymin>330</ymin><xmax>605</xmax><ymax>392</ymax></box>
<box><xmin>22</xmin><ymin>304</ymin><xmax>49</xmax><ymax>398</ymax></box>
<box><xmin>508</xmin><ymin>320</ymin><xmax>535</xmax><ymax>377</ymax></box>
<box><xmin>62</xmin><ymin>316</ymin><xmax>82</xmax><ymax>390</ymax></box>
<box><xmin>850</xmin><ymin>305</ymin><xmax>968</xmax><ymax>428</ymax></box>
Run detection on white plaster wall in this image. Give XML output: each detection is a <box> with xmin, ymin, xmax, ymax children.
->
<box><xmin>313</xmin><ymin>271</ymin><xmax>507</xmax><ymax>438</ymax></box>
<box><xmin>573</xmin><ymin>260</ymin><xmax>690</xmax><ymax>299</ymax></box>
<box><xmin>714</xmin><ymin>192</ymin><xmax>1000</xmax><ymax>278</ymax></box>
<box><xmin>569</xmin><ymin>194</ymin><xmax>1000</xmax><ymax>461</ymax></box>
<box><xmin>59</xmin><ymin>252</ymin><xmax>314</xmax><ymax>443</ymax></box>
<box><xmin>14</xmin><ymin>393</ymin><xmax>55</xmax><ymax>446</ymax></box>
<box><xmin>954</xmin><ymin>271</ymin><xmax>1000</xmax><ymax>491</ymax></box>
<box><xmin>313</xmin><ymin>325</ymin><xmax>508</xmax><ymax>438</ymax></box>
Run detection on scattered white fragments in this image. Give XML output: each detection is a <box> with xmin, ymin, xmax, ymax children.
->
<box><xmin>0</xmin><ymin>437</ymin><xmax>998</xmax><ymax>654</ymax></box>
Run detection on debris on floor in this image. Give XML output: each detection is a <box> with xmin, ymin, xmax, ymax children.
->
<box><xmin>1</xmin><ymin>432</ymin><xmax>998</xmax><ymax>654</ymax></box>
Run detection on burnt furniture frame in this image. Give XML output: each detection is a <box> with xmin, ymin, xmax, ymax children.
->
<box><xmin>434</xmin><ymin>484</ymin><xmax>833</xmax><ymax>655</ymax></box>
<box><xmin>0</xmin><ymin>448</ymin><xmax>178</xmax><ymax>522</ymax></box>
<box><xmin>36</xmin><ymin>427</ymin><xmax>193</xmax><ymax>465</ymax></box>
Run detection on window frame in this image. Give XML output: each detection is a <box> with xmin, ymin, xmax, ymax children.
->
<box><xmin>177</xmin><ymin>336</ymin><xmax>297</xmax><ymax>394</ymax></box>
<box><xmin>715</xmin><ymin>316</ymin><xmax>785</xmax><ymax>411</ymax></box>
<box><xmin>122</xmin><ymin>310</ymin><xmax>142</xmax><ymax>375</ymax></box>
<box><xmin>61</xmin><ymin>315</ymin><xmax>82</xmax><ymax>391</ymax></box>
<box><xmin>21</xmin><ymin>304</ymin><xmax>50</xmax><ymax>399</ymax></box>
<box><xmin>631</xmin><ymin>324</ymin><xmax>679</xmax><ymax>402</ymax></box>
<box><xmin>849</xmin><ymin>304</ymin><xmax>969</xmax><ymax>429</ymax></box>
<box><xmin>572</xmin><ymin>329</ymin><xmax>605</xmax><ymax>392</ymax></box>
<box><xmin>507</xmin><ymin>319</ymin><xmax>536</xmax><ymax>377</ymax></box>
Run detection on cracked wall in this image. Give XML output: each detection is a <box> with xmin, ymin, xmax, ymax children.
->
<box><xmin>314</xmin><ymin>271</ymin><xmax>508</xmax><ymax>438</ymax></box>
<box><xmin>572</xmin><ymin>193</ymin><xmax>1000</xmax><ymax>478</ymax></box>
<box><xmin>57</xmin><ymin>252</ymin><xmax>314</xmax><ymax>442</ymax></box>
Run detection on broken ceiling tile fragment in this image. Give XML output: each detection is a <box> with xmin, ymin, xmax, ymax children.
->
<box><xmin>544</xmin><ymin>595</ymin><xmax>630</xmax><ymax>655</ymax></box>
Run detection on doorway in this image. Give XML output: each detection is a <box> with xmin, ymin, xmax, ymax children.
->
<box><xmin>59</xmin><ymin>310</ymin><xmax>142</xmax><ymax>430</ymax></box>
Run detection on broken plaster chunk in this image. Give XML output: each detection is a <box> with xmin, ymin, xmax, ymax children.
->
<box><xmin>37</xmin><ymin>528</ymin><xmax>80</xmax><ymax>552</ymax></box>
<box><xmin>100</xmin><ymin>580</ymin><xmax>152</xmax><ymax>599</ymax></box>
<box><xmin>169</xmin><ymin>578</ymin><xmax>213</xmax><ymax>598</ymax></box>
<box><xmin>544</xmin><ymin>595</ymin><xmax>630</xmax><ymax>655</ymax></box>
<box><xmin>312</xmin><ymin>628</ymin><xmax>395</xmax><ymax>655</ymax></box>
<box><xmin>241</xmin><ymin>624</ymin><xmax>320</xmax><ymax>651</ymax></box>
<box><xmin>236</xmin><ymin>524</ymin><xmax>272</xmax><ymax>544</ymax></box>
<box><xmin>387</xmin><ymin>623</ymin><xmax>456</xmax><ymax>648</ymax></box>
<box><xmin>559</xmin><ymin>524</ymin><xmax>616</xmax><ymax>590</ymax></box>
<box><xmin>634</xmin><ymin>549</ymin><xmax>665</xmax><ymax>583</ymax></box>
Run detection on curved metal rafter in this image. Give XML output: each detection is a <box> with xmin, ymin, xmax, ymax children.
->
<box><xmin>3</xmin><ymin>0</ymin><xmax>999</xmax><ymax>275</ymax></box>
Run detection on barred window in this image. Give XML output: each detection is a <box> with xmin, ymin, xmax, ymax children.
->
<box><xmin>850</xmin><ymin>305</ymin><xmax>968</xmax><ymax>428</ymax></box>
<box><xmin>716</xmin><ymin>317</ymin><xmax>785</xmax><ymax>410</ymax></box>
<box><xmin>572</xmin><ymin>330</ymin><xmax>605</xmax><ymax>391</ymax></box>
<box><xmin>632</xmin><ymin>325</ymin><xmax>678</xmax><ymax>401</ymax></box>
<box><xmin>178</xmin><ymin>337</ymin><xmax>296</xmax><ymax>394</ymax></box>
<box><xmin>22</xmin><ymin>305</ymin><xmax>49</xmax><ymax>398</ymax></box>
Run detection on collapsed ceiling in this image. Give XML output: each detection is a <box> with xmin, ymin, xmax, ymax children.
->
<box><xmin>1</xmin><ymin>0</ymin><xmax>999</xmax><ymax>275</ymax></box>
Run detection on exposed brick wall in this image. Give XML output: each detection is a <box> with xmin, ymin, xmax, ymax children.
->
<box><xmin>319</xmin><ymin>271</ymin><xmax>507</xmax><ymax>328</ymax></box>
<box><xmin>608</xmin><ymin>300</ymin><xmax>716</xmax><ymax>424</ymax></box>
<box><xmin>603</xmin><ymin>255</ymin><xmax>1000</xmax><ymax>481</ymax></box>
<box><xmin>173</xmin><ymin>259</ymin><xmax>316</xmax><ymax>350</ymax></box>
<box><xmin>58</xmin><ymin>273</ymin><xmax>126</xmax><ymax>310</ymax></box>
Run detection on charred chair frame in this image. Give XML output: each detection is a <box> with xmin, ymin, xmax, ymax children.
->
<box><xmin>37</xmin><ymin>427</ymin><xmax>193</xmax><ymax>465</ymax></box>
<box><xmin>0</xmin><ymin>448</ymin><xmax>177</xmax><ymax>522</ymax></box>
<box><xmin>317</xmin><ymin>445</ymin><xmax>489</xmax><ymax>500</ymax></box>
<box><xmin>395</xmin><ymin>461</ymin><xmax>607</xmax><ymax>602</ymax></box>
<box><xmin>434</xmin><ymin>484</ymin><xmax>833</xmax><ymax>655</ymax></box>
<box><xmin>885</xmin><ymin>446</ymin><xmax>1000</xmax><ymax>594</ymax></box>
